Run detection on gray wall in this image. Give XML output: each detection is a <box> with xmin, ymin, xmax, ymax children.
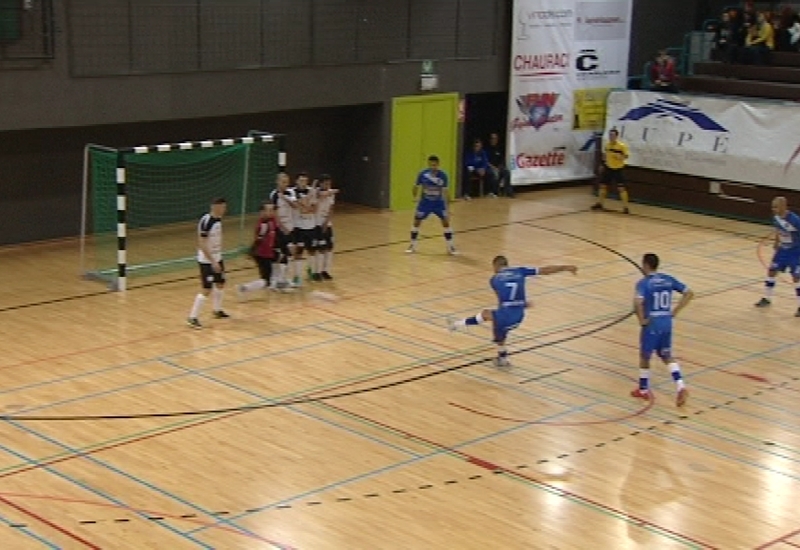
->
<box><xmin>0</xmin><ymin>0</ymin><xmax>511</xmax><ymax>244</ymax></box>
<box><xmin>0</xmin><ymin>0</ymin><xmax>508</xmax><ymax>131</ymax></box>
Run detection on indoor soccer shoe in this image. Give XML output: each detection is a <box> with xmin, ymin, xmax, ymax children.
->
<box><xmin>186</xmin><ymin>318</ymin><xmax>202</xmax><ymax>329</ymax></box>
<box><xmin>213</xmin><ymin>310</ymin><xmax>230</xmax><ymax>319</ymax></box>
<box><xmin>321</xmin><ymin>271</ymin><xmax>333</xmax><ymax>280</ymax></box>
<box><xmin>630</xmin><ymin>388</ymin><xmax>651</xmax><ymax>400</ymax></box>
<box><xmin>755</xmin><ymin>298</ymin><xmax>771</xmax><ymax>308</ymax></box>
<box><xmin>493</xmin><ymin>357</ymin><xmax>511</xmax><ymax>368</ymax></box>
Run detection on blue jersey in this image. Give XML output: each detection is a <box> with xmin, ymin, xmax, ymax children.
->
<box><xmin>416</xmin><ymin>169</ymin><xmax>448</xmax><ymax>202</ymax></box>
<box><xmin>491</xmin><ymin>267</ymin><xmax>539</xmax><ymax>310</ymax></box>
<box><xmin>773</xmin><ymin>211</ymin><xmax>800</xmax><ymax>250</ymax></box>
<box><xmin>465</xmin><ymin>150</ymin><xmax>490</xmax><ymax>172</ymax></box>
<box><xmin>635</xmin><ymin>273</ymin><xmax>687</xmax><ymax>331</ymax></box>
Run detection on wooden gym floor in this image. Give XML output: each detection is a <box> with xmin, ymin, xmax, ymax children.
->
<box><xmin>0</xmin><ymin>186</ymin><xmax>798</xmax><ymax>549</ymax></box>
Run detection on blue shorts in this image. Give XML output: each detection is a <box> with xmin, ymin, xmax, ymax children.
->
<box><xmin>640</xmin><ymin>327</ymin><xmax>672</xmax><ymax>360</ymax></box>
<box><xmin>492</xmin><ymin>307</ymin><xmax>525</xmax><ymax>343</ymax></box>
<box><xmin>770</xmin><ymin>248</ymin><xmax>800</xmax><ymax>276</ymax></box>
<box><xmin>415</xmin><ymin>199</ymin><xmax>447</xmax><ymax>221</ymax></box>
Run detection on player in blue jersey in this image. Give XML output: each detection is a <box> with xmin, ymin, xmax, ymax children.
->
<box><xmin>755</xmin><ymin>196</ymin><xmax>800</xmax><ymax>316</ymax></box>
<box><xmin>633</xmin><ymin>253</ymin><xmax>694</xmax><ymax>406</ymax></box>
<box><xmin>406</xmin><ymin>155</ymin><xmax>457</xmax><ymax>255</ymax></box>
<box><xmin>451</xmin><ymin>255</ymin><xmax>577</xmax><ymax>367</ymax></box>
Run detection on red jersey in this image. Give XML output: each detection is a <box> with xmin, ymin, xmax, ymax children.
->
<box><xmin>253</xmin><ymin>218</ymin><xmax>277</xmax><ymax>259</ymax></box>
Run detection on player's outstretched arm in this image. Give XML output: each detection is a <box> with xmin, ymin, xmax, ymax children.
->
<box><xmin>538</xmin><ymin>265</ymin><xmax>578</xmax><ymax>275</ymax></box>
<box><xmin>672</xmin><ymin>288</ymin><xmax>695</xmax><ymax>318</ymax></box>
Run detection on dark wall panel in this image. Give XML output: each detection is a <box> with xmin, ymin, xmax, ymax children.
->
<box><xmin>356</xmin><ymin>1</ymin><xmax>410</xmax><ymax>63</ymax></box>
<box><xmin>130</xmin><ymin>0</ymin><xmax>199</xmax><ymax>74</ymax></box>
<box><xmin>629</xmin><ymin>0</ymin><xmax>703</xmax><ymax>75</ymax></box>
<box><xmin>409</xmin><ymin>0</ymin><xmax>457</xmax><ymax>59</ymax></box>
<box><xmin>0</xmin><ymin>104</ymin><xmax>385</xmax><ymax>245</ymax></box>
<box><xmin>67</xmin><ymin>0</ymin><xmax>130</xmax><ymax>76</ymax></box>
<box><xmin>200</xmin><ymin>0</ymin><xmax>262</xmax><ymax>70</ymax></box>
<box><xmin>262</xmin><ymin>0</ymin><xmax>312</xmax><ymax>67</ymax></box>
<box><xmin>457</xmin><ymin>0</ymin><xmax>498</xmax><ymax>58</ymax></box>
<box><xmin>313</xmin><ymin>0</ymin><xmax>358</xmax><ymax>65</ymax></box>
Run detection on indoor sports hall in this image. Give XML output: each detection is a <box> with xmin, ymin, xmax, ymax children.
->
<box><xmin>2</xmin><ymin>0</ymin><xmax>800</xmax><ymax>549</ymax></box>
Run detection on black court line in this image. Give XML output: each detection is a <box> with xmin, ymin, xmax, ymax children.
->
<box><xmin>0</xmin><ymin>207</ymin><xmax>586</xmax><ymax>315</ymax></box>
<box><xmin>8</xmin><ymin>376</ymin><xmax>795</xmax><ymax>529</ymax></box>
<box><xmin>0</xmin><ymin>222</ymin><xmax>642</xmax><ymax>421</ymax></box>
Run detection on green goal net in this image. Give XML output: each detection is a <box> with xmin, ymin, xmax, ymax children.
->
<box><xmin>80</xmin><ymin>132</ymin><xmax>283</xmax><ymax>289</ymax></box>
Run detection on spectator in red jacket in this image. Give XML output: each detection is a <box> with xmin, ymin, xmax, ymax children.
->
<box><xmin>650</xmin><ymin>50</ymin><xmax>677</xmax><ymax>93</ymax></box>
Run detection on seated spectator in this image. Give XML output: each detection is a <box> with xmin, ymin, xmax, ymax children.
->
<box><xmin>743</xmin><ymin>12</ymin><xmax>774</xmax><ymax>64</ymax></box>
<box><xmin>714</xmin><ymin>11</ymin><xmax>737</xmax><ymax>62</ymax></box>
<box><xmin>462</xmin><ymin>138</ymin><xmax>493</xmax><ymax>200</ymax></box>
<box><xmin>649</xmin><ymin>50</ymin><xmax>677</xmax><ymax>92</ymax></box>
<box><xmin>486</xmin><ymin>133</ymin><xmax>513</xmax><ymax>198</ymax></box>
<box><xmin>788</xmin><ymin>13</ymin><xmax>800</xmax><ymax>52</ymax></box>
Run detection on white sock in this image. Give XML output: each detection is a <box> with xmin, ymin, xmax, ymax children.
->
<box><xmin>311</xmin><ymin>254</ymin><xmax>320</xmax><ymax>275</ymax></box>
<box><xmin>278</xmin><ymin>263</ymin><xmax>287</xmax><ymax>283</ymax></box>
<box><xmin>668</xmin><ymin>362</ymin><xmax>686</xmax><ymax>391</ymax></box>
<box><xmin>324</xmin><ymin>251</ymin><xmax>333</xmax><ymax>272</ymax></box>
<box><xmin>287</xmin><ymin>259</ymin><xmax>295</xmax><ymax>280</ymax></box>
<box><xmin>242</xmin><ymin>280</ymin><xmax>267</xmax><ymax>293</ymax></box>
<box><xmin>295</xmin><ymin>258</ymin><xmax>306</xmax><ymax>279</ymax></box>
<box><xmin>189</xmin><ymin>294</ymin><xmax>206</xmax><ymax>319</ymax></box>
<box><xmin>212</xmin><ymin>288</ymin><xmax>224</xmax><ymax>311</ymax></box>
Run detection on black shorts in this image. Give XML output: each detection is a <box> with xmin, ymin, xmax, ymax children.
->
<box><xmin>277</xmin><ymin>230</ymin><xmax>293</xmax><ymax>260</ymax></box>
<box><xmin>255</xmin><ymin>256</ymin><xmax>273</xmax><ymax>282</ymax></box>
<box><xmin>199</xmin><ymin>260</ymin><xmax>226</xmax><ymax>289</ymax></box>
<box><xmin>601</xmin><ymin>166</ymin><xmax>625</xmax><ymax>185</ymax></box>
<box><xmin>315</xmin><ymin>225</ymin><xmax>334</xmax><ymax>251</ymax></box>
<box><xmin>294</xmin><ymin>227</ymin><xmax>316</xmax><ymax>251</ymax></box>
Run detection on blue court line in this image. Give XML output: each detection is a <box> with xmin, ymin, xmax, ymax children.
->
<box><xmin>0</xmin><ymin>511</ymin><xmax>60</xmax><ymax>549</ymax></box>
<box><xmin>7</xmin><ymin>327</ymin><xmax>370</xmax><ymax>416</ymax></box>
<box><xmin>184</xmin><ymin>396</ymin><xmax>601</xmax><ymax>537</ymax></box>
<box><xmin>0</xmin><ymin>326</ymin><xmax>391</xmax><ymax>545</ymax></box>
<box><xmin>158</xmin><ymin>354</ymin><xmax>422</xmax><ymax>458</ymax></box>
<box><xmin>0</xmin><ymin>433</ymin><xmax>216</xmax><ymax>548</ymax></box>
<box><xmin>386</xmin><ymin>301</ymin><xmax>800</xmax><ymax>474</ymax></box>
<box><xmin>535</xmin><ymin>346</ymin><xmax>800</xmax><ymax>466</ymax></box>
<box><xmin>185</xmin><ymin>317</ymin><xmax>695</xmax><ymax>540</ymax></box>
<box><xmin>0</xmin><ymin>320</ymin><xmax>343</xmax><ymax>400</ymax></box>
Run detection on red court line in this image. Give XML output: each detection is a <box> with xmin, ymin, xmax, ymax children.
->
<box><xmin>322</xmin><ymin>402</ymin><xmax>721</xmax><ymax>550</ymax></box>
<box><xmin>754</xmin><ymin>527</ymin><xmax>800</xmax><ymax>549</ymax></box>
<box><xmin>0</xmin><ymin>493</ymin><xmax>101</xmax><ymax>549</ymax></box>
<box><xmin>784</xmin><ymin>540</ymin><xmax>800</xmax><ymax>549</ymax></box>
<box><xmin>0</xmin><ymin>492</ymin><xmax>295</xmax><ymax>549</ymax></box>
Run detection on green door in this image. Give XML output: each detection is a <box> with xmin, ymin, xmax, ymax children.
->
<box><xmin>390</xmin><ymin>93</ymin><xmax>459</xmax><ymax>211</ymax></box>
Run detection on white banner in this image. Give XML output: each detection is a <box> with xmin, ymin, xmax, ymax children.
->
<box><xmin>508</xmin><ymin>0</ymin><xmax>633</xmax><ymax>185</ymax></box>
<box><xmin>605</xmin><ymin>91</ymin><xmax>800</xmax><ymax>190</ymax></box>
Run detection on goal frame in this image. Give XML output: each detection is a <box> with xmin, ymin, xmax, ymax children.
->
<box><xmin>79</xmin><ymin>131</ymin><xmax>287</xmax><ymax>291</ymax></box>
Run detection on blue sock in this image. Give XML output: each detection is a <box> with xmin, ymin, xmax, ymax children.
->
<box><xmin>639</xmin><ymin>368</ymin><xmax>650</xmax><ymax>391</ymax></box>
<box><xmin>444</xmin><ymin>229</ymin><xmax>453</xmax><ymax>243</ymax></box>
<box><xmin>410</xmin><ymin>228</ymin><xmax>419</xmax><ymax>243</ymax></box>
<box><xmin>795</xmin><ymin>283</ymin><xmax>800</xmax><ymax>305</ymax></box>
<box><xmin>459</xmin><ymin>312</ymin><xmax>485</xmax><ymax>327</ymax></box>
<box><xmin>498</xmin><ymin>348</ymin><xmax>508</xmax><ymax>359</ymax></box>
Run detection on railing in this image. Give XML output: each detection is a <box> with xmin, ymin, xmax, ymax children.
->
<box><xmin>0</xmin><ymin>0</ymin><xmax>55</xmax><ymax>62</ymax></box>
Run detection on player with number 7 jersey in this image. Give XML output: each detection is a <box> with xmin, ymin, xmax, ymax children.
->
<box><xmin>450</xmin><ymin>256</ymin><xmax>577</xmax><ymax>367</ymax></box>
<box><xmin>633</xmin><ymin>253</ymin><xmax>695</xmax><ymax>406</ymax></box>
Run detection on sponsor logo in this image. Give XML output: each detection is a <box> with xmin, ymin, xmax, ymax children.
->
<box><xmin>785</xmin><ymin>143</ymin><xmax>800</xmax><ymax>175</ymax></box>
<box><xmin>618</xmin><ymin>99</ymin><xmax>727</xmax><ymax>132</ymax></box>
<box><xmin>511</xmin><ymin>93</ymin><xmax>564</xmax><ymax>131</ymax></box>
<box><xmin>575</xmin><ymin>49</ymin><xmax>622</xmax><ymax>79</ymax></box>
<box><xmin>574</xmin><ymin>1</ymin><xmax>629</xmax><ymax>41</ymax></box>
<box><xmin>513</xmin><ymin>147</ymin><xmax>568</xmax><ymax>169</ymax></box>
<box><xmin>579</xmin><ymin>132</ymin><xmax>604</xmax><ymax>151</ymax></box>
<box><xmin>517</xmin><ymin>7</ymin><xmax>573</xmax><ymax>38</ymax></box>
<box><xmin>513</xmin><ymin>53</ymin><xmax>569</xmax><ymax>78</ymax></box>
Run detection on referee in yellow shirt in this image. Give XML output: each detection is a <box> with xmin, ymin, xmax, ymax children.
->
<box><xmin>592</xmin><ymin>127</ymin><xmax>631</xmax><ymax>214</ymax></box>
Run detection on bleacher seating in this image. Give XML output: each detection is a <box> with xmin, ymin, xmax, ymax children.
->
<box><xmin>680</xmin><ymin>52</ymin><xmax>800</xmax><ymax>101</ymax></box>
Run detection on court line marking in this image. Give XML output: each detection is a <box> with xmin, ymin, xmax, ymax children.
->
<box><xmin>0</xmin><ymin>493</ymin><xmax>100</xmax><ymax>549</ymax></box>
